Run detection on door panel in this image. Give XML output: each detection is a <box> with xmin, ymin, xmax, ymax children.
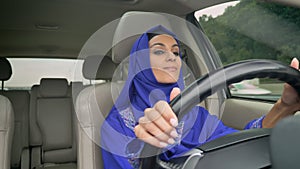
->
<box><xmin>221</xmin><ymin>99</ymin><xmax>273</xmax><ymax>130</ymax></box>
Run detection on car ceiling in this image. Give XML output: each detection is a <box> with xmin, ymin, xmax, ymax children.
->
<box><xmin>0</xmin><ymin>0</ymin><xmax>297</xmax><ymax>59</ymax></box>
<box><xmin>0</xmin><ymin>0</ymin><xmax>236</xmax><ymax>59</ymax></box>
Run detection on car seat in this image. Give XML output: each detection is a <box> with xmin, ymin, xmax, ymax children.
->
<box><xmin>76</xmin><ymin>55</ymin><xmax>119</xmax><ymax>169</ymax></box>
<box><xmin>29</xmin><ymin>78</ymin><xmax>77</xmax><ymax>169</ymax></box>
<box><xmin>75</xmin><ymin>11</ymin><xmax>210</xmax><ymax>169</ymax></box>
<box><xmin>0</xmin><ymin>57</ymin><xmax>14</xmax><ymax>169</ymax></box>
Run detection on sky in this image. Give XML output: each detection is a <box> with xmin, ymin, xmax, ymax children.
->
<box><xmin>195</xmin><ymin>1</ymin><xmax>239</xmax><ymax>18</ymax></box>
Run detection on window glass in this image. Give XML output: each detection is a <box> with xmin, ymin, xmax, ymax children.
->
<box><xmin>4</xmin><ymin>58</ymin><xmax>103</xmax><ymax>90</ymax></box>
<box><xmin>196</xmin><ymin>0</ymin><xmax>300</xmax><ymax>101</ymax></box>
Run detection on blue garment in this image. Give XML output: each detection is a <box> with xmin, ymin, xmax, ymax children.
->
<box><xmin>100</xmin><ymin>25</ymin><xmax>264</xmax><ymax>169</ymax></box>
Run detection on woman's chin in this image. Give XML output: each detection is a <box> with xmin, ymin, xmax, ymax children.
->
<box><xmin>157</xmin><ymin>76</ymin><xmax>179</xmax><ymax>84</ymax></box>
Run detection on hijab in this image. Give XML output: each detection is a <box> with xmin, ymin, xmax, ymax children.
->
<box><xmin>113</xmin><ymin>25</ymin><xmax>185</xmax><ymax>122</ymax></box>
<box><xmin>101</xmin><ymin>25</ymin><xmax>186</xmax><ymax>159</ymax></box>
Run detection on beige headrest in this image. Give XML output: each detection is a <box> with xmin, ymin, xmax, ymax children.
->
<box><xmin>112</xmin><ymin>11</ymin><xmax>176</xmax><ymax>64</ymax></box>
<box><xmin>0</xmin><ymin>58</ymin><xmax>12</xmax><ymax>81</ymax></box>
<box><xmin>39</xmin><ymin>78</ymin><xmax>69</xmax><ymax>97</ymax></box>
<box><xmin>82</xmin><ymin>55</ymin><xmax>116</xmax><ymax>80</ymax></box>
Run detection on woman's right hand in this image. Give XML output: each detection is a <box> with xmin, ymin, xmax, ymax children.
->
<box><xmin>134</xmin><ymin>88</ymin><xmax>180</xmax><ymax>148</ymax></box>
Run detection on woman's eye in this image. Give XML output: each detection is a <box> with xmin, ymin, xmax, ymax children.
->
<box><xmin>153</xmin><ymin>50</ymin><xmax>165</xmax><ymax>55</ymax></box>
<box><xmin>173</xmin><ymin>52</ymin><xmax>179</xmax><ymax>56</ymax></box>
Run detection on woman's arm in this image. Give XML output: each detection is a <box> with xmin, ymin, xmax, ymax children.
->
<box><xmin>263</xmin><ymin>58</ymin><xmax>300</xmax><ymax>128</ymax></box>
<box><xmin>101</xmin><ymin>111</ymin><xmax>142</xmax><ymax>169</ymax></box>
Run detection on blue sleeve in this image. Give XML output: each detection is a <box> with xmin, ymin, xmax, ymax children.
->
<box><xmin>101</xmin><ymin>149</ymin><xmax>137</xmax><ymax>169</ymax></box>
<box><xmin>160</xmin><ymin>108</ymin><xmax>266</xmax><ymax>161</ymax></box>
<box><xmin>160</xmin><ymin>106</ymin><xmax>238</xmax><ymax>160</ymax></box>
<box><xmin>244</xmin><ymin>115</ymin><xmax>265</xmax><ymax>129</ymax></box>
<box><xmin>101</xmin><ymin>110</ymin><xmax>142</xmax><ymax>169</ymax></box>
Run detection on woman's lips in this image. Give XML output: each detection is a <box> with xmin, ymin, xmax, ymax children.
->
<box><xmin>163</xmin><ymin>66</ymin><xmax>178</xmax><ymax>72</ymax></box>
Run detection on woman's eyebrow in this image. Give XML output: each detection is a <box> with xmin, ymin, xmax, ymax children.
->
<box><xmin>149</xmin><ymin>43</ymin><xmax>165</xmax><ymax>48</ymax></box>
<box><xmin>172</xmin><ymin>44</ymin><xmax>179</xmax><ymax>48</ymax></box>
<box><xmin>149</xmin><ymin>43</ymin><xmax>179</xmax><ymax>48</ymax></box>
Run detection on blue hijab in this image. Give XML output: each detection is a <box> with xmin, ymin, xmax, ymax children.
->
<box><xmin>101</xmin><ymin>25</ymin><xmax>185</xmax><ymax>158</ymax></box>
<box><xmin>113</xmin><ymin>25</ymin><xmax>185</xmax><ymax>122</ymax></box>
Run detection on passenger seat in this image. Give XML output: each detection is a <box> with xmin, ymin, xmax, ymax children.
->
<box><xmin>4</xmin><ymin>90</ymin><xmax>30</xmax><ymax>169</ymax></box>
<box><xmin>76</xmin><ymin>55</ymin><xmax>120</xmax><ymax>169</ymax></box>
<box><xmin>0</xmin><ymin>57</ymin><xmax>15</xmax><ymax>169</ymax></box>
<box><xmin>0</xmin><ymin>95</ymin><xmax>14</xmax><ymax>169</ymax></box>
<box><xmin>29</xmin><ymin>78</ymin><xmax>77</xmax><ymax>169</ymax></box>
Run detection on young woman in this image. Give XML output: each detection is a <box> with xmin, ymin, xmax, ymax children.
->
<box><xmin>100</xmin><ymin>25</ymin><xmax>300</xmax><ymax>169</ymax></box>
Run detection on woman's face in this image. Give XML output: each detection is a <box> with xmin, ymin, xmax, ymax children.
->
<box><xmin>149</xmin><ymin>34</ymin><xmax>182</xmax><ymax>83</ymax></box>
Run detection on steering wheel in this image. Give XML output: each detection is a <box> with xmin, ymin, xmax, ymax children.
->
<box><xmin>141</xmin><ymin>59</ymin><xmax>300</xmax><ymax>169</ymax></box>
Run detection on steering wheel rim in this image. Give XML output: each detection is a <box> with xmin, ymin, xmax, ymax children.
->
<box><xmin>170</xmin><ymin>59</ymin><xmax>300</xmax><ymax>120</ymax></box>
<box><xmin>141</xmin><ymin>59</ymin><xmax>300</xmax><ymax>168</ymax></box>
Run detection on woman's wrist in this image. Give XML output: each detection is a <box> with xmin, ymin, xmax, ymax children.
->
<box><xmin>262</xmin><ymin>98</ymin><xmax>296</xmax><ymax>128</ymax></box>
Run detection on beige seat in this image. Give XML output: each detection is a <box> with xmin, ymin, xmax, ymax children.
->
<box><xmin>29</xmin><ymin>78</ymin><xmax>77</xmax><ymax>169</ymax></box>
<box><xmin>0</xmin><ymin>95</ymin><xmax>14</xmax><ymax>169</ymax></box>
<box><xmin>3</xmin><ymin>91</ymin><xmax>30</xmax><ymax>169</ymax></box>
<box><xmin>76</xmin><ymin>55</ymin><xmax>119</xmax><ymax>169</ymax></box>
<box><xmin>0</xmin><ymin>58</ymin><xmax>15</xmax><ymax>169</ymax></box>
<box><xmin>0</xmin><ymin>58</ymin><xmax>30</xmax><ymax>169</ymax></box>
<box><xmin>75</xmin><ymin>11</ymin><xmax>204</xmax><ymax>169</ymax></box>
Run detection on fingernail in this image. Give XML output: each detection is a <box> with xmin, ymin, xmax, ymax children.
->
<box><xmin>170</xmin><ymin>118</ymin><xmax>178</xmax><ymax>127</ymax></box>
<box><xmin>170</xmin><ymin>130</ymin><xmax>178</xmax><ymax>138</ymax></box>
<box><xmin>159</xmin><ymin>142</ymin><xmax>168</xmax><ymax>148</ymax></box>
<box><xmin>168</xmin><ymin>138</ymin><xmax>175</xmax><ymax>144</ymax></box>
<box><xmin>172</xmin><ymin>87</ymin><xmax>180</xmax><ymax>92</ymax></box>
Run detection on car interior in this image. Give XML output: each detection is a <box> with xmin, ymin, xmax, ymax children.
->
<box><xmin>1</xmin><ymin>0</ymin><xmax>300</xmax><ymax>169</ymax></box>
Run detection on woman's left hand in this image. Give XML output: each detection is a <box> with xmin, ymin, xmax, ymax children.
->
<box><xmin>263</xmin><ymin>58</ymin><xmax>300</xmax><ymax>128</ymax></box>
<box><xmin>281</xmin><ymin>58</ymin><xmax>300</xmax><ymax>107</ymax></box>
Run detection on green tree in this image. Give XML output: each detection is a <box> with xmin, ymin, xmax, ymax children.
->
<box><xmin>199</xmin><ymin>0</ymin><xmax>300</xmax><ymax>65</ymax></box>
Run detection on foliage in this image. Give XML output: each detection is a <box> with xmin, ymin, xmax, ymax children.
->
<box><xmin>198</xmin><ymin>0</ymin><xmax>300</xmax><ymax>65</ymax></box>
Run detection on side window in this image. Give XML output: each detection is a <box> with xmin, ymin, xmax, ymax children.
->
<box><xmin>196</xmin><ymin>0</ymin><xmax>300</xmax><ymax>101</ymax></box>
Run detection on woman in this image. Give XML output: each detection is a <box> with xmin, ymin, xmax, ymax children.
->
<box><xmin>101</xmin><ymin>25</ymin><xmax>300</xmax><ymax>169</ymax></box>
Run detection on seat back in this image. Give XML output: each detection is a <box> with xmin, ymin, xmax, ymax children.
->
<box><xmin>29</xmin><ymin>78</ymin><xmax>77</xmax><ymax>168</ymax></box>
<box><xmin>0</xmin><ymin>57</ymin><xmax>30</xmax><ymax>169</ymax></box>
<box><xmin>76</xmin><ymin>55</ymin><xmax>119</xmax><ymax>169</ymax></box>
<box><xmin>0</xmin><ymin>57</ymin><xmax>16</xmax><ymax>169</ymax></box>
<box><xmin>3</xmin><ymin>91</ymin><xmax>30</xmax><ymax>169</ymax></box>
<box><xmin>0</xmin><ymin>95</ymin><xmax>14</xmax><ymax>169</ymax></box>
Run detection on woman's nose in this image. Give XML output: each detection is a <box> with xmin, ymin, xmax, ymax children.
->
<box><xmin>165</xmin><ymin>51</ymin><xmax>177</xmax><ymax>61</ymax></box>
